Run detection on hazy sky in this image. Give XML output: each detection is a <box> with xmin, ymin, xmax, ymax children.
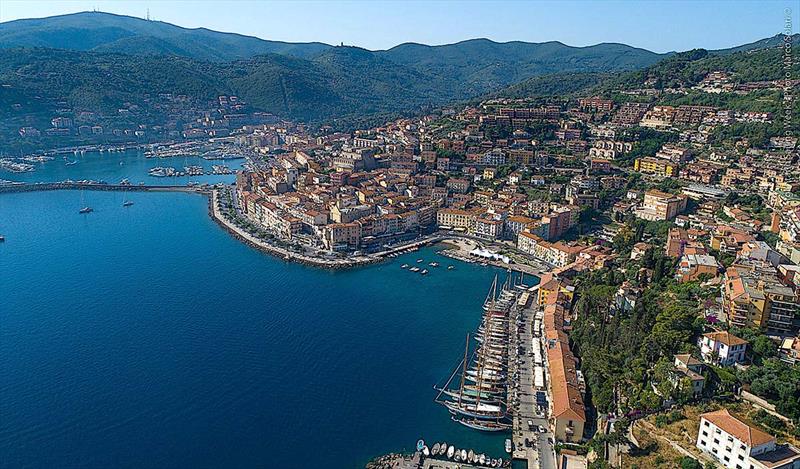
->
<box><xmin>0</xmin><ymin>0</ymin><xmax>797</xmax><ymax>52</ymax></box>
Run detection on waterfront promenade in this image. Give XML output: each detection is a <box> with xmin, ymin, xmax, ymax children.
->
<box><xmin>209</xmin><ymin>189</ymin><xmax>382</xmax><ymax>269</ymax></box>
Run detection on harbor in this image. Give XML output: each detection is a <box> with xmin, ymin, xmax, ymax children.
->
<box><xmin>419</xmin><ymin>274</ymin><xmax>557</xmax><ymax>469</ymax></box>
<box><xmin>1</xmin><ymin>189</ymin><xmax>517</xmax><ymax>468</ymax></box>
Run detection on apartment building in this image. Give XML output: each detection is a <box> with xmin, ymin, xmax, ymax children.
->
<box><xmin>437</xmin><ymin>208</ymin><xmax>477</xmax><ymax>232</ymax></box>
<box><xmin>723</xmin><ymin>263</ymin><xmax>798</xmax><ymax>334</ymax></box>
<box><xmin>634</xmin><ymin>190</ymin><xmax>688</xmax><ymax>221</ymax></box>
<box><xmin>322</xmin><ymin>222</ymin><xmax>362</xmax><ymax>251</ymax></box>
<box><xmin>696</xmin><ymin>409</ymin><xmax>800</xmax><ymax>469</ymax></box>
<box><xmin>541</xmin><ymin>288</ymin><xmax>586</xmax><ymax>444</ymax></box>
<box><xmin>634</xmin><ymin>156</ymin><xmax>678</xmax><ymax>177</ymax></box>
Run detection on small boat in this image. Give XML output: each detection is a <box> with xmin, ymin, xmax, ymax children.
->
<box><xmin>416</xmin><ymin>259</ymin><xmax>424</xmax><ymax>263</ymax></box>
<box><xmin>401</xmin><ymin>264</ymin><xmax>409</xmax><ymax>269</ymax></box>
<box><xmin>505</xmin><ymin>438</ymin><xmax>512</xmax><ymax>453</ymax></box>
<box><xmin>431</xmin><ymin>443</ymin><xmax>440</xmax><ymax>455</ymax></box>
<box><xmin>420</xmin><ymin>269</ymin><xmax>428</xmax><ymax>275</ymax></box>
<box><xmin>410</xmin><ymin>267</ymin><xmax>420</xmax><ymax>272</ymax></box>
<box><xmin>79</xmin><ymin>207</ymin><xmax>93</xmax><ymax>214</ymax></box>
<box><xmin>122</xmin><ymin>200</ymin><xmax>134</xmax><ymax>207</ymax></box>
<box><xmin>468</xmin><ymin>449</ymin><xmax>474</xmax><ymax>462</ymax></box>
<box><xmin>429</xmin><ymin>262</ymin><xmax>439</xmax><ymax>267</ymax></box>
<box><xmin>422</xmin><ymin>445</ymin><xmax>429</xmax><ymax>457</ymax></box>
<box><xmin>461</xmin><ymin>449</ymin><xmax>467</xmax><ymax>461</ymax></box>
<box><xmin>439</xmin><ymin>442</ymin><xmax>447</xmax><ymax>455</ymax></box>
<box><xmin>447</xmin><ymin>445</ymin><xmax>455</xmax><ymax>458</ymax></box>
<box><xmin>448</xmin><ymin>265</ymin><xmax>454</xmax><ymax>270</ymax></box>
<box><xmin>416</xmin><ymin>439</ymin><xmax>425</xmax><ymax>452</ymax></box>
<box><xmin>479</xmin><ymin>454</ymin><xmax>486</xmax><ymax>465</ymax></box>
<box><xmin>0</xmin><ymin>235</ymin><xmax>4</xmax><ymax>242</ymax></box>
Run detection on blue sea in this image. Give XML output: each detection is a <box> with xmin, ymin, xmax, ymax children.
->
<box><xmin>0</xmin><ymin>152</ymin><xmax>536</xmax><ymax>468</ymax></box>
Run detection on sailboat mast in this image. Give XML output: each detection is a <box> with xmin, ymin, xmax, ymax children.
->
<box><xmin>457</xmin><ymin>333</ymin><xmax>469</xmax><ymax>405</ymax></box>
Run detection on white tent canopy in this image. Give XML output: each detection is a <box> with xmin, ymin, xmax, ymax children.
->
<box><xmin>469</xmin><ymin>247</ymin><xmax>510</xmax><ymax>264</ymax></box>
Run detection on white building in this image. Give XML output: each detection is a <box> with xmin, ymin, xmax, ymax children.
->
<box><xmin>698</xmin><ymin>331</ymin><xmax>747</xmax><ymax>366</ymax></box>
<box><xmin>696</xmin><ymin>408</ymin><xmax>800</xmax><ymax>469</ymax></box>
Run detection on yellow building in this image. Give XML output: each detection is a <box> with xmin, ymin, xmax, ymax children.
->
<box><xmin>536</xmin><ymin>273</ymin><xmax>574</xmax><ymax>307</ymax></box>
<box><xmin>436</xmin><ymin>208</ymin><xmax>477</xmax><ymax>231</ymax></box>
<box><xmin>634</xmin><ymin>157</ymin><xmax>677</xmax><ymax>177</ymax></box>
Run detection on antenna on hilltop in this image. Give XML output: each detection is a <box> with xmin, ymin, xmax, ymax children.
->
<box><xmin>146</xmin><ymin>8</ymin><xmax>151</xmax><ymax>21</ymax></box>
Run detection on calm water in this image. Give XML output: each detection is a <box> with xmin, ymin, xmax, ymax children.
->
<box><xmin>0</xmin><ymin>180</ymin><xmax>535</xmax><ymax>467</ymax></box>
<box><xmin>0</xmin><ymin>149</ymin><xmax>243</xmax><ymax>186</ymax></box>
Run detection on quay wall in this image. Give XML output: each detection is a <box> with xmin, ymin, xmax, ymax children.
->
<box><xmin>207</xmin><ymin>190</ymin><xmax>383</xmax><ymax>270</ymax></box>
<box><xmin>0</xmin><ymin>182</ymin><xmax>205</xmax><ymax>194</ymax></box>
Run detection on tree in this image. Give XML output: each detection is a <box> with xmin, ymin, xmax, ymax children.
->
<box><xmin>679</xmin><ymin>456</ymin><xmax>703</xmax><ymax>469</ymax></box>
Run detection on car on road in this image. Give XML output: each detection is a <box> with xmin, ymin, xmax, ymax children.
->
<box><xmin>539</xmin><ymin>426</ymin><xmax>547</xmax><ymax>434</ymax></box>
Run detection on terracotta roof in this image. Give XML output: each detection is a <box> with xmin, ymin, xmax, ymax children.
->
<box><xmin>703</xmin><ymin>331</ymin><xmax>748</xmax><ymax>347</ymax></box>
<box><xmin>701</xmin><ymin>408</ymin><xmax>774</xmax><ymax>447</ymax></box>
<box><xmin>674</xmin><ymin>353</ymin><xmax>702</xmax><ymax>368</ymax></box>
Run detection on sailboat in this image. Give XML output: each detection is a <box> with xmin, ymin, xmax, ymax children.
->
<box><xmin>122</xmin><ymin>187</ymin><xmax>133</xmax><ymax>207</ymax></box>
<box><xmin>78</xmin><ymin>189</ymin><xmax>93</xmax><ymax>214</ymax></box>
<box><xmin>434</xmin><ymin>275</ymin><xmax>512</xmax><ymax>431</ymax></box>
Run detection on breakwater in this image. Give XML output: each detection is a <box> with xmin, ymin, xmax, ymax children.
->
<box><xmin>0</xmin><ymin>182</ymin><xmax>207</xmax><ymax>194</ymax></box>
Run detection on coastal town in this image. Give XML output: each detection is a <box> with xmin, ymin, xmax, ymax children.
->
<box><xmin>1</xmin><ymin>24</ymin><xmax>799</xmax><ymax>469</ymax></box>
<box><xmin>213</xmin><ymin>64</ymin><xmax>799</xmax><ymax>468</ymax></box>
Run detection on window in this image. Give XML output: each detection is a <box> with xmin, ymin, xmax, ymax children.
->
<box><xmin>700</xmin><ymin>440</ymin><xmax>706</xmax><ymax>446</ymax></box>
<box><xmin>704</xmin><ymin>421</ymin><xmax>710</xmax><ymax>427</ymax></box>
<box><xmin>714</xmin><ymin>439</ymin><xmax>720</xmax><ymax>444</ymax></box>
<box><xmin>740</xmin><ymin>444</ymin><xmax>746</xmax><ymax>450</ymax></box>
<box><xmin>702</xmin><ymin>431</ymin><xmax>708</xmax><ymax>437</ymax></box>
<box><xmin>738</xmin><ymin>455</ymin><xmax>744</xmax><ymax>461</ymax></box>
<box><xmin>736</xmin><ymin>465</ymin><xmax>742</xmax><ymax>469</ymax></box>
<box><xmin>712</xmin><ymin>448</ymin><xmax>718</xmax><ymax>454</ymax></box>
<box><xmin>724</xmin><ymin>456</ymin><xmax>730</xmax><ymax>462</ymax></box>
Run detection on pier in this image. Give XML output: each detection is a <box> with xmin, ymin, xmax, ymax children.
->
<box><xmin>0</xmin><ymin>181</ymin><xmax>208</xmax><ymax>194</ymax></box>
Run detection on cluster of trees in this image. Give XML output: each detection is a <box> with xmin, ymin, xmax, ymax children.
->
<box><xmin>570</xmin><ymin>240</ymin><xmax>709</xmax><ymax>414</ymax></box>
<box><xmin>738</xmin><ymin>358</ymin><xmax>800</xmax><ymax>425</ymax></box>
<box><xmin>615</xmin><ymin>128</ymin><xmax>679</xmax><ymax>167</ymax></box>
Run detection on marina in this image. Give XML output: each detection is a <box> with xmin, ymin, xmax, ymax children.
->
<box><xmin>435</xmin><ymin>275</ymin><xmax>516</xmax><ymax>433</ymax></box>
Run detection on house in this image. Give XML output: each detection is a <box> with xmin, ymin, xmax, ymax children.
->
<box><xmin>672</xmin><ymin>354</ymin><xmax>705</xmax><ymax>396</ymax></box>
<box><xmin>699</xmin><ymin>331</ymin><xmax>748</xmax><ymax>366</ymax></box>
<box><xmin>779</xmin><ymin>336</ymin><xmax>800</xmax><ymax>365</ymax></box>
<box><xmin>676</xmin><ymin>253</ymin><xmax>720</xmax><ymax>282</ymax></box>
<box><xmin>696</xmin><ymin>408</ymin><xmax>800</xmax><ymax>469</ymax></box>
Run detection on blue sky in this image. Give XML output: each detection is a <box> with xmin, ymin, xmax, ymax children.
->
<box><xmin>0</xmin><ymin>0</ymin><xmax>797</xmax><ymax>52</ymax></box>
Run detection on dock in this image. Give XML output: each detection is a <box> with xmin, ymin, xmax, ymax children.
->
<box><xmin>0</xmin><ymin>181</ymin><xmax>208</xmax><ymax>194</ymax></box>
<box><xmin>422</xmin><ymin>458</ymin><xmax>483</xmax><ymax>469</ymax></box>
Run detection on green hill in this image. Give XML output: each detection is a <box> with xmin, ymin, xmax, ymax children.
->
<box><xmin>0</xmin><ymin>11</ymin><xmax>331</xmax><ymax>61</ymax></box>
